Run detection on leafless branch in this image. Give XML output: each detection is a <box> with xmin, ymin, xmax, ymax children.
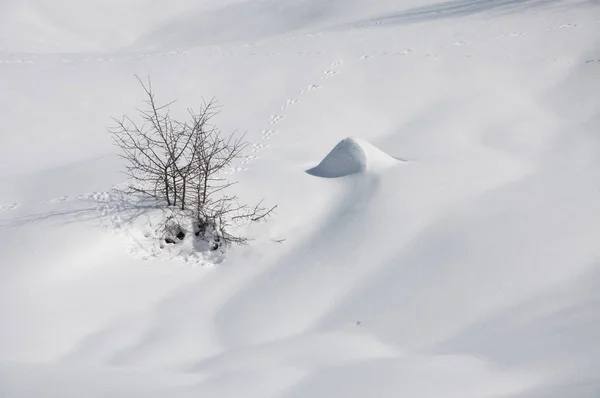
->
<box><xmin>109</xmin><ymin>76</ymin><xmax>276</xmax><ymax>250</ymax></box>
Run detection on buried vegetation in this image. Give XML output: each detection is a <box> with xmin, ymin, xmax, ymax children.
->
<box><xmin>110</xmin><ymin>76</ymin><xmax>275</xmax><ymax>251</ymax></box>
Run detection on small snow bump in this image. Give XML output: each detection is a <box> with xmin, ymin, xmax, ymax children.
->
<box><xmin>307</xmin><ymin>137</ymin><xmax>400</xmax><ymax>178</ymax></box>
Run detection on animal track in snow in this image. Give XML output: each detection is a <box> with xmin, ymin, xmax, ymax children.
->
<box><xmin>379</xmin><ymin>49</ymin><xmax>412</xmax><ymax>56</ymax></box>
<box><xmin>321</xmin><ymin>70</ymin><xmax>338</xmax><ymax>79</ymax></box>
<box><xmin>301</xmin><ymin>84</ymin><xmax>321</xmax><ymax>94</ymax></box>
<box><xmin>224</xmin><ymin>166</ymin><xmax>248</xmax><ymax>175</ymax></box>
<box><xmin>585</xmin><ymin>59</ymin><xmax>600</xmax><ymax>64</ymax></box>
<box><xmin>391</xmin><ymin>48</ymin><xmax>413</xmax><ymax>56</ymax></box>
<box><xmin>281</xmin><ymin>32</ymin><xmax>322</xmax><ymax>42</ymax></box>
<box><xmin>0</xmin><ymin>59</ymin><xmax>33</xmax><ymax>64</ymax></box>
<box><xmin>45</xmin><ymin>195</ymin><xmax>71</xmax><ymax>203</ymax></box>
<box><xmin>241</xmin><ymin>155</ymin><xmax>258</xmax><ymax>164</ymax></box>
<box><xmin>0</xmin><ymin>203</ymin><xmax>20</xmax><ymax>211</ymax></box>
<box><xmin>545</xmin><ymin>23</ymin><xmax>578</xmax><ymax>32</ymax></box>
<box><xmin>491</xmin><ymin>32</ymin><xmax>524</xmax><ymax>39</ymax></box>
<box><xmin>252</xmin><ymin>143</ymin><xmax>269</xmax><ymax>152</ymax></box>
<box><xmin>281</xmin><ymin>98</ymin><xmax>298</xmax><ymax>110</ymax></box>
<box><xmin>236</xmin><ymin>58</ymin><xmax>343</xmax><ymax>174</ymax></box>
<box><xmin>262</xmin><ymin>129</ymin><xmax>278</xmax><ymax>138</ymax></box>
<box><xmin>295</xmin><ymin>52</ymin><xmax>323</xmax><ymax>57</ymax></box>
<box><xmin>270</xmin><ymin>115</ymin><xmax>285</xmax><ymax>125</ymax></box>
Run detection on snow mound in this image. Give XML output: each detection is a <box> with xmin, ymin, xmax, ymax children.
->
<box><xmin>307</xmin><ymin>137</ymin><xmax>399</xmax><ymax>178</ymax></box>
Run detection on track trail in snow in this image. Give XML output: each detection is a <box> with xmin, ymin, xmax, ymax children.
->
<box><xmin>224</xmin><ymin>18</ymin><xmax>596</xmax><ymax>175</ymax></box>
<box><xmin>1</xmin><ymin>4</ymin><xmax>600</xmax><ymax>397</ymax></box>
<box><xmin>11</xmin><ymin>14</ymin><xmax>597</xmax><ymax>245</ymax></box>
<box><xmin>11</xmin><ymin>12</ymin><xmax>593</xmax><ymax>204</ymax></box>
<box><xmin>226</xmin><ymin>59</ymin><xmax>346</xmax><ymax>174</ymax></box>
<box><xmin>0</xmin><ymin>19</ymin><xmax>592</xmax><ymax>65</ymax></box>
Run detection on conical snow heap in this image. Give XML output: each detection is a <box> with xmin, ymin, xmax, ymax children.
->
<box><xmin>307</xmin><ymin>137</ymin><xmax>399</xmax><ymax>178</ymax></box>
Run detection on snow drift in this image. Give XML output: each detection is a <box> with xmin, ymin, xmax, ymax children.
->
<box><xmin>1</xmin><ymin>0</ymin><xmax>600</xmax><ymax>397</ymax></box>
<box><xmin>307</xmin><ymin>137</ymin><xmax>399</xmax><ymax>178</ymax></box>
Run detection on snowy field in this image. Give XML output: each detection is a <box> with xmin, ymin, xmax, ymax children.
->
<box><xmin>1</xmin><ymin>0</ymin><xmax>600</xmax><ymax>397</ymax></box>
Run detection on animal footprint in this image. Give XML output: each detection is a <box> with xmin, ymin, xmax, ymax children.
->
<box><xmin>453</xmin><ymin>41</ymin><xmax>467</xmax><ymax>46</ymax></box>
<box><xmin>281</xmin><ymin>98</ymin><xmax>298</xmax><ymax>110</ymax></box>
<box><xmin>47</xmin><ymin>195</ymin><xmax>70</xmax><ymax>203</ymax></box>
<box><xmin>361</xmin><ymin>53</ymin><xmax>374</xmax><ymax>59</ymax></box>
<box><xmin>586</xmin><ymin>59</ymin><xmax>600</xmax><ymax>64</ymax></box>
<box><xmin>224</xmin><ymin>166</ymin><xmax>248</xmax><ymax>175</ymax></box>
<box><xmin>262</xmin><ymin>129</ymin><xmax>278</xmax><ymax>138</ymax></box>
<box><xmin>393</xmin><ymin>48</ymin><xmax>413</xmax><ymax>56</ymax></box>
<box><xmin>546</xmin><ymin>23</ymin><xmax>578</xmax><ymax>32</ymax></box>
<box><xmin>321</xmin><ymin>70</ymin><xmax>337</xmax><ymax>79</ymax></box>
<box><xmin>301</xmin><ymin>84</ymin><xmax>321</xmax><ymax>94</ymax></box>
<box><xmin>241</xmin><ymin>155</ymin><xmax>258</xmax><ymax>164</ymax></box>
<box><xmin>252</xmin><ymin>143</ymin><xmax>269</xmax><ymax>152</ymax></box>
<box><xmin>270</xmin><ymin>115</ymin><xmax>285</xmax><ymax>124</ymax></box>
<box><xmin>0</xmin><ymin>203</ymin><xmax>19</xmax><ymax>211</ymax></box>
<box><xmin>331</xmin><ymin>61</ymin><xmax>343</xmax><ymax>68</ymax></box>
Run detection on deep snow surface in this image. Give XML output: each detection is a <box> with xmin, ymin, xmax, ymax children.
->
<box><xmin>1</xmin><ymin>1</ymin><xmax>600</xmax><ymax>397</ymax></box>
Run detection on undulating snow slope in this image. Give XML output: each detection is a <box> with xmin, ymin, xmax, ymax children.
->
<box><xmin>1</xmin><ymin>0</ymin><xmax>600</xmax><ymax>397</ymax></box>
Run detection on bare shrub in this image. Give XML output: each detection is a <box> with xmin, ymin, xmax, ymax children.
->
<box><xmin>110</xmin><ymin>76</ymin><xmax>275</xmax><ymax>249</ymax></box>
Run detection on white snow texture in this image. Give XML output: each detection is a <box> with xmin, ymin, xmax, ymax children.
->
<box><xmin>1</xmin><ymin>0</ymin><xmax>600</xmax><ymax>397</ymax></box>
